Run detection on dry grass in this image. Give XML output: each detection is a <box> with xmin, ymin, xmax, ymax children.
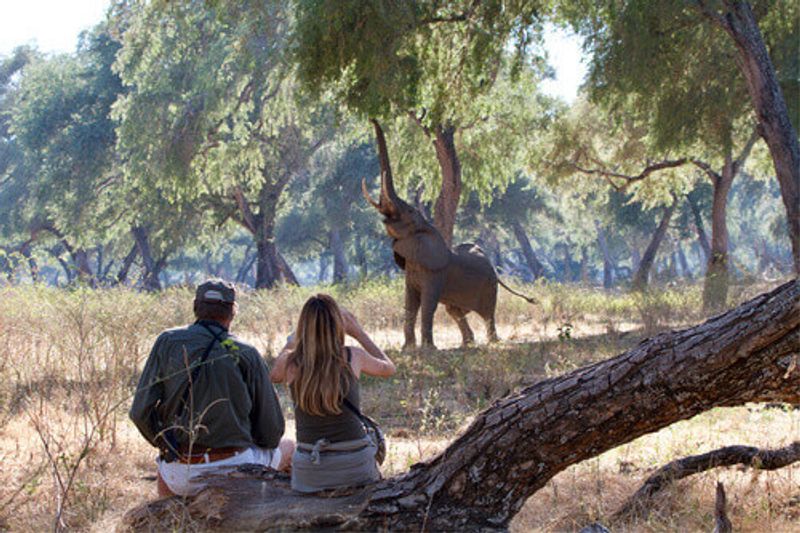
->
<box><xmin>0</xmin><ymin>278</ymin><xmax>797</xmax><ymax>531</ymax></box>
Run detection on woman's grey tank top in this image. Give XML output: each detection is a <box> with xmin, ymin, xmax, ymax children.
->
<box><xmin>294</xmin><ymin>348</ymin><xmax>365</xmax><ymax>444</ymax></box>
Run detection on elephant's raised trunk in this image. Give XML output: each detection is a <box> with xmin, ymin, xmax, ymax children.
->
<box><xmin>371</xmin><ymin>119</ymin><xmax>401</xmax><ymax>214</ymax></box>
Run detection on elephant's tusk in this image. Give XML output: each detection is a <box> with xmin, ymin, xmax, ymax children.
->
<box><xmin>362</xmin><ymin>178</ymin><xmax>381</xmax><ymax>209</ymax></box>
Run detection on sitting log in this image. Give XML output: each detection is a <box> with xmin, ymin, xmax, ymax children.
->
<box><xmin>124</xmin><ymin>279</ymin><xmax>800</xmax><ymax>531</ymax></box>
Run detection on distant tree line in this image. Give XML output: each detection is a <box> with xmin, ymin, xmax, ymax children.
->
<box><xmin>0</xmin><ymin>0</ymin><xmax>795</xmax><ymax>312</ymax></box>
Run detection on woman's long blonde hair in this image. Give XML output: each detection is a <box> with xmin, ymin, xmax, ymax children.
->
<box><xmin>289</xmin><ymin>294</ymin><xmax>351</xmax><ymax>416</ymax></box>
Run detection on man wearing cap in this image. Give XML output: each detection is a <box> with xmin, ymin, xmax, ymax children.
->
<box><xmin>130</xmin><ymin>278</ymin><xmax>293</xmax><ymax>497</ymax></box>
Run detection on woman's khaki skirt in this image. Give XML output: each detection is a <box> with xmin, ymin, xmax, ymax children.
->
<box><xmin>291</xmin><ymin>436</ymin><xmax>380</xmax><ymax>493</ymax></box>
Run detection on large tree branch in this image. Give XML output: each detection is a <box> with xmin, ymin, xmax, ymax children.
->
<box><xmin>232</xmin><ymin>186</ymin><xmax>257</xmax><ymax>234</ymax></box>
<box><xmin>733</xmin><ymin>124</ymin><xmax>761</xmax><ymax>174</ymax></box>
<box><xmin>691</xmin><ymin>158</ymin><xmax>722</xmax><ymax>184</ymax></box>
<box><xmin>615</xmin><ymin>440</ymin><xmax>800</xmax><ymax>521</ymax></box>
<box><xmin>126</xmin><ymin>280</ymin><xmax>800</xmax><ymax>531</ymax></box>
<box><xmin>571</xmin><ymin>158</ymin><xmax>688</xmax><ymax>191</ymax></box>
<box><xmin>408</xmin><ymin>109</ymin><xmax>432</xmax><ymax>138</ymax></box>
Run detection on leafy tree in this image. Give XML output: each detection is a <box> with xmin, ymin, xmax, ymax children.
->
<box><xmin>293</xmin><ymin>1</ymin><xmax>552</xmax><ymax>245</ymax></box>
<box><xmin>114</xmin><ymin>0</ymin><xmax>334</xmax><ymax>288</ymax></box>
<box><xmin>8</xmin><ymin>30</ymin><xmax>127</xmax><ymax>285</ymax></box>
<box><xmin>547</xmin><ymin>95</ymin><xmax>766</xmax><ymax>308</ymax></box>
<box><xmin>564</xmin><ymin>0</ymin><xmax>800</xmax><ymax>275</ymax></box>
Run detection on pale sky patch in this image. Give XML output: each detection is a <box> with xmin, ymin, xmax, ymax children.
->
<box><xmin>0</xmin><ymin>1</ymin><xmax>588</xmax><ymax>103</ymax></box>
<box><xmin>0</xmin><ymin>0</ymin><xmax>108</xmax><ymax>55</ymax></box>
<box><xmin>541</xmin><ymin>26</ymin><xmax>587</xmax><ymax>103</ymax></box>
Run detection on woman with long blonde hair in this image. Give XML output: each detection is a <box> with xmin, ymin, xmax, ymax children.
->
<box><xmin>271</xmin><ymin>294</ymin><xmax>395</xmax><ymax>492</ymax></box>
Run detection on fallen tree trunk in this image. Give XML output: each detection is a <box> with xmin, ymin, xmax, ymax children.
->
<box><xmin>614</xmin><ymin>441</ymin><xmax>800</xmax><ymax>521</ymax></box>
<box><xmin>125</xmin><ymin>279</ymin><xmax>800</xmax><ymax>531</ymax></box>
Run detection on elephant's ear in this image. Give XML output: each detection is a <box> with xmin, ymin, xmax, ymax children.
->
<box><xmin>393</xmin><ymin>232</ymin><xmax>449</xmax><ymax>271</ymax></box>
<box><xmin>393</xmin><ymin>251</ymin><xmax>406</xmax><ymax>270</ymax></box>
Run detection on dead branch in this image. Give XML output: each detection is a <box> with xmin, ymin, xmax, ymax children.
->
<box><xmin>614</xmin><ymin>440</ymin><xmax>800</xmax><ymax>521</ymax></box>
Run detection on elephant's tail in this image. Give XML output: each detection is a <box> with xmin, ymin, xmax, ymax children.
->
<box><xmin>498</xmin><ymin>278</ymin><xmax>538</xmax><ymax>305</ymax></box>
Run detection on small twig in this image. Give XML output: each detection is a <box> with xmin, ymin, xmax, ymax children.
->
<box><xmin>713</xmin><ymin>482</ymin><xmax>732</xmax><ymax>533</ymax></box>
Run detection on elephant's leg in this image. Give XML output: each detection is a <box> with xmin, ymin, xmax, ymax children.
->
<box><xmin>420</xmin><ymin>285</ymin><xmax>442</xmax><ymax>348</ymax></box>
<box><xmin>480</xmin><ymin>290</ymin><xmax>499</xmax><ymax>343</ymax></box>
<box><xmin>445</xmin><ymin>305</ymin><xmax>474</xmax><ymax>347</ymax></box>
<box><xmin>403</xmin><ymin>285</ymin><xmax>421</xmax><ymax>350</ymax></box>
<box><xmin>481</xmin><ymin>313</ymin><xmax>499</xmax><ymax>343</ymax></box>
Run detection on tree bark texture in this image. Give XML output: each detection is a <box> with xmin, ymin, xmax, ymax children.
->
<box><xmin>255</xmin><ymin>238</ymin><xmax>282</xmax><ymax>289</ymax></box>
<box><xmin>632</xmin><ymin>201</ymin><xmax>676</xmax><ymax>291</ymax></box>
<box><xmin>432</xmin><ymin>125</ymin><xmax>462</xmax><ymax>247</ymax></box>
<box><xmin>710</xmin><ymin>1</ymin><xmax>800</xmax><ymax>273</ymax></box>
<box><xmin>511</xmin><ymin>221</ymin><xmax>545</xmax><ymax>280</ymax></box>
<box><xmin>115</xmin><ymin>244</ymin><xmax>138</xmax><ymax>285</ymax></box>
<box><xmin>126</xmin><ymin>280</ymin><xmax>800</xmax><ymax>531</ymax></box>
<box><xmin>329</xmin><ymin>228</ymin><xmax>348</xmax><ymax>284</ymax></box>
<box><xmin>276</xmin><ymin>250</ymin><xmax>299</xmax><ymax>286</ymax></box>
<box><xmin>688</xmin><ymin>193</ymin><xmax>712</xmax><ymax>262</ymax></box>
<box><xmin>703</xmin><ymin>158</ymin><xmax>735</xmax><ymax>312</ymax></box>
<box><xmin>596</xmin><ymin>222</ymin><xmax>614</xmax><ymax>288</ymax></box>
<box><xmin>132</xmin><ymin>226</ymin><xmax>165</xmax><ymax>292</ymax></box>
<box><xmin>678</xmin><ymin>244</ymin><xmax>692</xmax><ymax>279</ymax></box>
<box><xmin>19</xmin><ymin>242</ymin><xmax>39</xmax><ymax>282</ymax></box>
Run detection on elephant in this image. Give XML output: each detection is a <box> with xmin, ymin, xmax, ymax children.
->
<box><xmin>362</xmin><ymin>119</ymin><xmax>535</xmax><ymax>349</ymax></box>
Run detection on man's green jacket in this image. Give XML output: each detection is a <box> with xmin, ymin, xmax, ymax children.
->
<box><xmin>129</xmin><ymin>321</ymin><xmax>285</xmax><ymax>451</ymax></box>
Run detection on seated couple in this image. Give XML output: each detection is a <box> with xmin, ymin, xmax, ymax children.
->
<box><xmin>129</xmin><ymin>279</ymin><xmax>395</xmax><ymax>497</ymax></box>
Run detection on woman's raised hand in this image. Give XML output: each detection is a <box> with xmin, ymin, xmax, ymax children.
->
<box><xmin>339</xmin><ymin>307</ymin><xmax>363</xmax><ymax>339</ymax></box>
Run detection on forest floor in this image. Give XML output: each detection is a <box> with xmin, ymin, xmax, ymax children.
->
<box><xmin>0</xmin><ymin>278</ymin><xmax>798</xmax><ymax>532</ymax></box>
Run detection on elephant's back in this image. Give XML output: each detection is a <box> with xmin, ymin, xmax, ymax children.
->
<box><xmin>452</xmin><ymin>242</ymin><xmax>498</xmax><ymax>280</ymax></box>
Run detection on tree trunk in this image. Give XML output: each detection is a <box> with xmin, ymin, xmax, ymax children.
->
<box><xmin>580</xmin><ymin>247</ymin><xmax>590</xmax><ymax>284</ymax></box>
<box><xmin>511</xmin><ymin>221</ymin><xmax>545</xmax><ymax>280</ymax></box>
<box><xmin>49</xmin><ymin>247</ymin><xmax>74</xmax><ymax>284</ymax></box>
<box><xmin>126</xmin><ymin>280</ymin><xmax>800</xmax><ymax>531</ymax></box>
<box><xmin>116</xmin><ymin>244</ymin><xmax>138</xmax><ymax>285</ymax></box>
<box><xmin>632</xmin><ymin>201</ymin><xmax>676</xmax><ymax>291</ymax></box>
<box><xmin>479</xmin><ymin>227</ymin><xmax>503</xmax><ymax>272</ymax></box>
<box><xmin>688</xmin><ymin>192</ymin><xmax>712</xmax><ymax>262</ymax></box>
<box><xmin>236</xmin><ymin>248</ymin><xmax>257</xmax><ymax>285</ymax></box>
<box><xmin>255</xmin><ymin>236</ymin><xmax>282</xmax><ymax>289</ymax></box>
<box><xmin>354</xmin><ymin>236</ymin><xmax>368</xmax><ymax>279</ymax></box>
<box><xmin>678</xmin><ymin>244</ymin><xmax>692</xmax><ymax>279</ymax></box>
<box><xmin>19</xmin><ymin>242</ymin><xmax>39</xmax><ymax>282</ymax></box>
<box><xmin>318</xmin><ymin>253</ymin><xmax>329</xmax><ymax>284</ymax></box>
<box><xmin>703</xmin><ymin>158</ymin><xmax>735</xmax><ymax>312</ymax></box>
<box><xmin>132</xmin><ymin>226</ymin><xmax>163</xmax><ymax>291</ymax></box>
<box><xmin>710</xmin><ymin>1</ymin><xmax>800</xmax><ymax>273</ymax></box>
<box><xmin>432</xmin><ymin>125</ymin><xmax>462</xmax><ymax>247</ymax></box>
<box><xmin>561</xmin><ymin>243</ymin><xmax>575</xmax><ymax>282</ymax></box>
<box><xmin>630</xmin><ymin>244</ymin><xmax>641</xmax><ymax>273</ymax></box>
<box><xmin>329</xmin><ymin>228</ymin><xmax>348</xmax><ymax>284</ymax></box>
<box><xmin>596</xmin><ymin>222</ymin><xmax>614</xmax><ymax>288</ymax></box>
<box><xmin>668</xmin><ymin>251</ymin><xmax>679</xmax><ymax>281</ymax></box>
<box><xmin>276</xmin><ymin>250</ymin><xmax>299</xmax><ymax>286</ymax></box>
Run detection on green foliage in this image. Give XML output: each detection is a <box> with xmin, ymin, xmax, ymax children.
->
<box><xmin>8</xmin><ymin>29</ymin><xmax>123</xmax><ymax>244</ymax></box>
<box><xmin>563</xmin><ymin>0</ymin><xmax>799</xmax><ymax>152</ymax></box>
<box><xmin>293</xmin><ymin>0</ymin><xmax>547</xmax><ymax>124</ymax></box>
<box><xmin>293</xmin><ymin>1</ymin><xmax>555</xmax><ymax>203</ymax></box>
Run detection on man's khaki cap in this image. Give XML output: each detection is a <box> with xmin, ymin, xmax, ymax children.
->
<box><xmin>195</xmin><ymin>278</ymin><xmax>236</xmax><ymax>304</ymax></box>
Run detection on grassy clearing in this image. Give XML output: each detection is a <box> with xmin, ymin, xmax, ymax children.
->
<box><xmin>0</xmin><ymin>278</ymin><xmax>797</xmax><ymax>531</ymax></box>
